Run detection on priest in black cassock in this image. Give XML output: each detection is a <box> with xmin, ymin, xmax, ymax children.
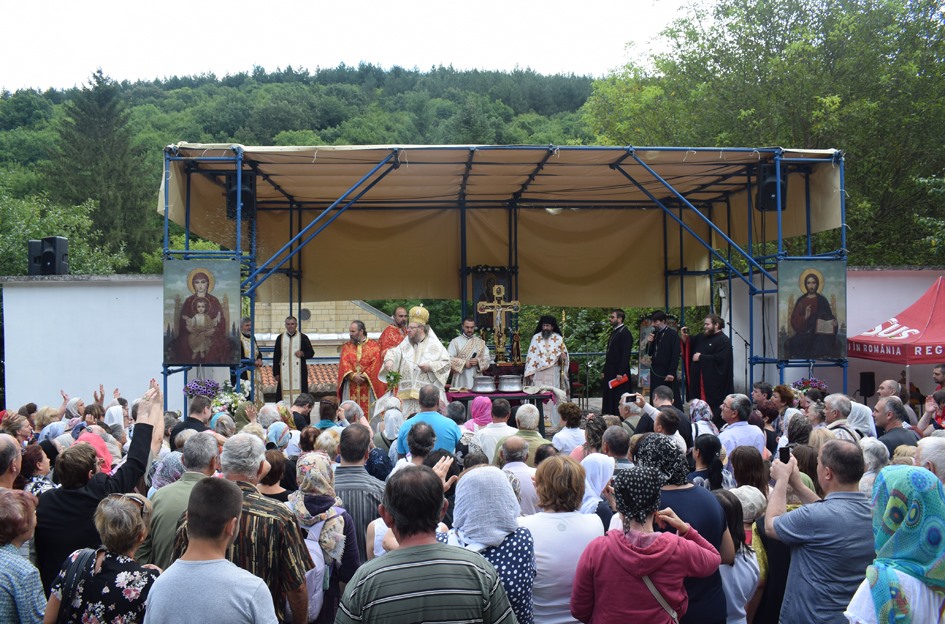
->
<box><xmin>602</xmin><ymin>309</ymin><xmax>634</xmax><ymax>415</ymax></box>
<box><xmin>683</xmin><ymin>313</ymin><xmax>734</xmax><ymax>428</ymax></box>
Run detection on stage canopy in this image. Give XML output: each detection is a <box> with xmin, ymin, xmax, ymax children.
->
<box><xmin>848</xmin><ymin>277</ymin><xmax>945</xmax><ymax>365</ymax></box>
<box><xmin>159</xmin><ymin>144</ymin><xmax>843</xmax><ymax>308</ymax></box>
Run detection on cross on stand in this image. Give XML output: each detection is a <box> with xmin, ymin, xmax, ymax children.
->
<box><xmin>476</xmin><ymin>285</ymin><xmax>521</xmax><ymax>364</ymax></box>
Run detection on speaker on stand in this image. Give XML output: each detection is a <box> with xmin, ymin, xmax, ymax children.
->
<box><xmin>857</xmin><ymin>372</ymin><xmax>876</xmax><ymax>404</ymax></box>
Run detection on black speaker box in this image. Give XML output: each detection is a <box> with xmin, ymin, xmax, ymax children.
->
<box><xmin>28</xmin><ymin>236</ymin><xmax>69</xmax><ymax>275</ymax></box>
<box><xmin>225</xmin><ymin>173</ymin><xmax>256</xmax><ymax>220</ymax></box>
<box><xmin>859</xmin><ymin>371</ymin><xmax>876</xmax><ymax>399</ymax></box>
<box><xmin>755</xmin><ymin>164</ymin><xmax>788</xmax><ymax>212</ymax></box>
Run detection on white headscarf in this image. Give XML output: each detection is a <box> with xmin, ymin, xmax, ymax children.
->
<box><xmin>65</xmin><ymin>398</ymin><xmax>83</xmax><ymax>420</ymax></box>
<box><xmin>448</xmin><ymin>466</ymin><xmax>520</xmax><ymax>551</ymax></box>
<box><xmin>848</xmin><ymin>402</ymin><xmax>878</xmax><ymax>438</ymax></box>
<box><xmin>384</xmin><ymin>409</ymin><xmax>405</xmax><ymax>463</ymax></box>
<box><xmin>104</xmin><ymin>405</ymin><xmax>124</xmax><ymax>428</ymax></box>
<box><xmin>580</xmin><ymin>453</ymin><xmax>615</xmax><ymax>514</ymax></box>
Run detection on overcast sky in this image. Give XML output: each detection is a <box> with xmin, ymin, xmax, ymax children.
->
<box><xmin>2</xmin><ymin>0</ymin><xmax>687</xmax><ymax>91</ymax></box>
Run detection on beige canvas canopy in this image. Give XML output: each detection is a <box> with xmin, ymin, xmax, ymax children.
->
<box><xmin>159</xmin><ymin>144</ymin><xmax>842</xmax><ymax>308</ymax></box>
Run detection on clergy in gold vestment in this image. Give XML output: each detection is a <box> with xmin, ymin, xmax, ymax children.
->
<box><xmin>337</xmin><ymin>320</ymin><xmax>385</xmax><ymax>417</ymax></box>
<box><xmin>524</xmin><ymin>315</ymin><xmax>570</xmax><ymax>427</ymax></box>
<box><xmin>381</xmin><ymin>306</ymin><xmax>451</xmax><ymax>417</ymax></box>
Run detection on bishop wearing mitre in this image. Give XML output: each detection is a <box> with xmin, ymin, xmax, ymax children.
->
<box><xmin>381</xmin><ymin>305</ymin><xmax>451</xmax><ymax>417</ymax></box>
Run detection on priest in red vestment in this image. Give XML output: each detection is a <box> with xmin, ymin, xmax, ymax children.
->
<box><xmin>337</xmin><ymin>320</ymin><xmax>385</xmax><ymax>416</ymax></box>
<box><xmin>378</xmin><ymin>306</ymin><xmax>408</xmax><ymax>358</ymax></box>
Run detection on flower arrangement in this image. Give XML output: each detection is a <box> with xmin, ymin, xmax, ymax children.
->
<box><xmin>183</xmin><ymin>379</ymin><xmax>220</xmax><ymax>399</ymax></box>
<box><xmin>385</xmin><ymin>371</ymin><xmax>402</xmax><ymax>395</ymax></box>
<box><xmin>211</xmin><ymin>382</ymin><xmax>250</xmax><ymax>415</ymax></box>
<box><xmin>791</xmin><ymin>377</ymin><xmax>829</xmax><ymax>394</ymax></box>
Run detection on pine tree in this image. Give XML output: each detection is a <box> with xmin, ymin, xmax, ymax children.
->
<box><xmin>47</xmin><ymin>69</ymin><xmax>158</xmax><ymax>269</ymax></box>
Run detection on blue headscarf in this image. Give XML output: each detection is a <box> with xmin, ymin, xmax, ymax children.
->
<box><xmin>38</xmin><ymin>422</ymin><xmax>64</xmax><ymax>443</ymax></box>
<box><xmin>266</xmin><ymin>421</ymin><xmax>291</xmax><ymax>450</ymax></box>
<box><xmin>868</xmin><ymin>465</ymin><xmax>945</xmax><ymax>622</ymax></box>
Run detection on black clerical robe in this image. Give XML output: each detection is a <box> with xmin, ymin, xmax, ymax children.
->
<box><xmin>686</xmin><ymin>331</ymin><xmax>734</xmax><ymax>427</ymax></box>
<box><xmin>602</xmin><ymin>324</ymin><xmax>634</xmax><ymax>415</ymax></box>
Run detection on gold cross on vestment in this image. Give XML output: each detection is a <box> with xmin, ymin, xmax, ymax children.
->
<box><xmin>476</xmin><ymin>285</ymin><xmax>521</xmax><ymax>364</ymax></box>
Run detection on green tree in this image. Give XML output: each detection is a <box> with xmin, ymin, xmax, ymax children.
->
<box><xmin>46</xmin><ymin>70</ymin><xmax>160</xmax><ymax>269</ymax></box>
<box><xmin>140</xmin><ymin>233</ymin><xmax>223</xmax><ymax>274</ymax></box>
<box><xmin>0</xmin><ymin>189</ymin><xmax>128</xmax><ymax>275</ymax></box>
<box><xmin>584</xmin><ymin>0</ymin><xmax>945</xmax><ymax>266</ymax></box>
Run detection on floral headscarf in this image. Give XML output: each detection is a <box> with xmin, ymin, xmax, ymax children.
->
<box><xmin>151</xmin><ymin>451</ymin><xmax>184</xmax><ymax>491</ymax></box>
<box><xmin>868</xmin><ymin>465</ymin><xmax>945</xmax><ymax>622</ymax></box>
<box><xmin>465</xmin><ymin>396</ymin><xmax>493</xmax><ymax>432</ymax></box>
<box><xmin>287</xmin><ymin>452</ymin><xmax>346</xmax><ymax>568</ymax></box>
<box><xmin>613</xmin><ymin>466</ymin><xmax>665</xmax><ymax>524</ymax></box>
<box><xmin>689</xmin><ymin>399</ymin><xmax>719</xmax><ymax>435</ymax></box>
<box><xmin>634</xmin><ymin>433</ymin><xmax>690</xmax><ymax>486</ymax></box>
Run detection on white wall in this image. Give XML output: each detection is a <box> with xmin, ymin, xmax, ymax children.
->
<box><xmin>726</xmin><ymin>268</ymin><xmax>945</xmax><ymax>400</ymax></box>
<box><xmin>1</xmin><ymin>276</ymin><xmax>221</xmax><ymax>413</ymax></box>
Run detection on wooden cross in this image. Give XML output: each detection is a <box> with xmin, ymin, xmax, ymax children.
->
<box><xmin>477</xmin><ymin>285</ymin><xmax>521</xmax><ymax>364</ymax></box>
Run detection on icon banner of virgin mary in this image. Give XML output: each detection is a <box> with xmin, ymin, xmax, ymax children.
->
<box><xmin>163</xmin><ymin>259</ymin><xmax>241</xmax><ymax>366</ymax></box>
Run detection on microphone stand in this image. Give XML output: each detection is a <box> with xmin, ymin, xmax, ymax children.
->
<box><xmin>728</xmin><ymin>324</ymin><xmax>750</xmax><ymax>391</ymax></box>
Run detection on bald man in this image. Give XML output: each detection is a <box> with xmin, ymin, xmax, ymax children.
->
<box><xmin>878</xmin><ymin>379</ymin><xmax>918</xmax><ymax>426</ymax></box>
<box><xmin>497</xmin><ymin>436</ymin><xmax>539</xmax><ymax>515</ymax></box>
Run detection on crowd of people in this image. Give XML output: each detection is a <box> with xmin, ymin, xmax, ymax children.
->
<box><xmin>1</xmin><ymin>359</ymin><xmax>945</xmax><ymax>624</ymax></box>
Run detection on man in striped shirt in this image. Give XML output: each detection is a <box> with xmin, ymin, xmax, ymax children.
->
<box><xmin>334</xmin><ymin>424</ymin><xmax>386</xmax><ymax>564</ymax></box>
<box><xmin>337</xmin><ymin>465</ymin><xmax>518</xmax><ymax>624</ymax></box>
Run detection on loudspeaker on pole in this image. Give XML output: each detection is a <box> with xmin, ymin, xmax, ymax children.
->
<box><xmin>755</xmin><ymin>164</ymin><xmax>788</xmax><ymax>212</ymax></box>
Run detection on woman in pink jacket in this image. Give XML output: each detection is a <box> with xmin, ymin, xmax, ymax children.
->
<box><xmin>571</xmin><ymin>466</ymin><xmax>721</xmax><ymax>624</ymax></box>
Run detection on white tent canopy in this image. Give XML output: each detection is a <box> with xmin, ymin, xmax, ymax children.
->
<box><xmin>160</xmin><ymin>144</ymin><xmax>842</xmax><ymax>308</ymax></box>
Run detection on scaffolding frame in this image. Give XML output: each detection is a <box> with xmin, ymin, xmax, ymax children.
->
<box><xmin>161</xmin><ymin>144</ymin><xmax>847</xmax><ymax>409</ymax></box>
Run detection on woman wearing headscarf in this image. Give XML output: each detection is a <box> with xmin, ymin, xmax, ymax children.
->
<box><xmin>103</xmin><ymin>405</ymin><xmax>125</xmax><ymax>430</ymax></box>
<box><xmin>632</xmin><ymin>433</ymin><xmax>736</xmax><ymax>624</ymax></box>
<box><xmin>374</xmin><ymin>408</ymin><xmax>403</xmax><ymax>462</ymax></box>
<box><xmin>689</xmin><ymin>398</ymin><xmax>719</xmax><ymax>437</ymax></box>
<box><xmin>76</xmin><ymin>430</ymin><xmax>113</xmax><ymax>474</ymax></box>
<box><xmin>456</xmin><ymin>396</ymin><xmax>491</xmax><ymax>460</ymax></box>
<box><xmin>571</xmin><ymin>466</ymin><xmax>722</xmax><ymax>624</ymax></box>
<box><xmin>287</xmin><ymin>452</ymin><xmax>360</xmax><ymax>624</ymax></box>
<box><xmin>445</xmin><ymin>466</ymin><xmax>536</xmax><ymax>623</ymax></box>
<box><xmin>147</xmin><ymin>451</ymin><xmax>184</xmax><ymax>498</ymax></box>
<box><xmin>266</xmin><ymin>421</ymin><xmax>291</xmax><ymax>451</ymax></box>
<box><xmin>580</xmin><ymin>453</ymin><xmax>616</xmax><ymax>531</ymax></box>
<box><xmin>845</xmin><ymin>465</ymin><xmax>945</xmax><ymax>624</ymax></box>
<box><xmin>38</xmin><ymin>421</ymin><xmax>65</xmax><ymax>445</ymax></box>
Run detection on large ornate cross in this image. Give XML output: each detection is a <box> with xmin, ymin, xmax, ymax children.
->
<box><xmin>476</xmin><ymin>285</ymin><xmax>521</xmax><ymax>364</ymax></box>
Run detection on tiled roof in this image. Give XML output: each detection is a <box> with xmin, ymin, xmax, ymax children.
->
<box><xmin>260</xmin><ymin>364</ymin><xmax>338</xmax><ymax>394</ymax></box>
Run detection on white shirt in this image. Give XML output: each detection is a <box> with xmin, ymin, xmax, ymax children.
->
<box><xmin>552</xmin><ymin>427</ymin><xmax>586</xmax><ymax>454</ymax></box>
<box><xmin>502</xmin><ymin>461</ymin><xmax>539</xmax><ymax>515</ymax></box>
<box><xmin>518</xmin><ymin>511</ymin><xmax>604</xmax><ymax>624</ymax></box>
<box><xmin>474</xmin><ymin>422</ymin><xmax>518</xmax><ymax>461</ymax></box>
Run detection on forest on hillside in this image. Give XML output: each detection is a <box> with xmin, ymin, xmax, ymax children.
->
<box><xmin>0</xmin><ymin>0</ymin><xmax>943</xmax><ymax>276</ymax></box>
